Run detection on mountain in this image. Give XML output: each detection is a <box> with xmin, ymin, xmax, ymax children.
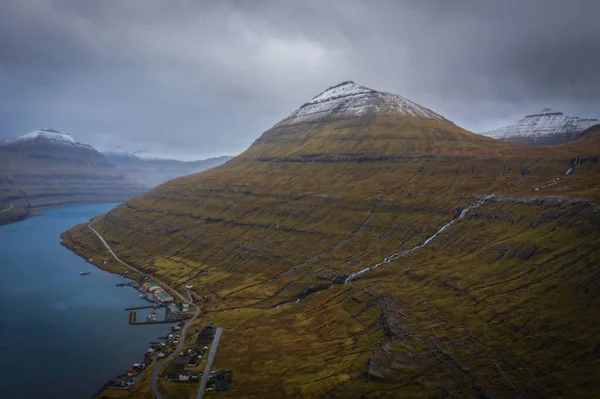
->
<box><xmin>63</xmin><ymin>82</ymin><xmax>600</xmax><ymax>398</ymax></box>
<box><xmin>480</xmin><ymin>108</ymin><xmax>600</xmax><ymax>145</ymax></box>
<box><xmin>0</xmin><ymin>129</ymin><xmax>144</xmax><ymax>226</ymax></box>
<box><xmin>103</xmin><ymin>150</ymin><xmax>233</xmax><ymax>188</ymax></box>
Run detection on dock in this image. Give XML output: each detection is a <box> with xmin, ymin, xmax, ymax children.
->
<box><xmin>125</xmin><ymin>305</ymin><xmax>161</xmax><ymax>311</ymax></box>
<box><xmin>128</xmin><ymin>311</ymin><xmax>178</xmax><ymax>325</ymax></box>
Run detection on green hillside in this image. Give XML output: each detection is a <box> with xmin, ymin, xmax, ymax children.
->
<box><xmin>63</xmin><ymin>82</ymin><xmax>600</xmax><ymax>398</ymax></box>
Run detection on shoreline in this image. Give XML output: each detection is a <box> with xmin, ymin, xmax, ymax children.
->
<box><xmin>0</xmin><ymin>200</ymin><xmax>122</xmax><ymax>228</ymax></box>
<box><xmin>60</xmin><ymin>217</ymin><xmax>200</xmax><ymax>397</ymax></box>
<box><xmin>0</xmin><ymin>203</ymin><xmax>184</xmax><ymax>399</ymax></box>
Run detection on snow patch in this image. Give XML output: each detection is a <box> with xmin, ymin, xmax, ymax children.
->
<box><xmin>481</xmin><ymin>110</ymin><xmax>599</xmax><ymax>140</ymax></box>
<box><xmin>276</xmin><ymin>81</ymin><xmax>446</xmax><ymax>126</ymax></box>
<box><xmin>13</xmin><ymin>129</ymin><xmax>89</xmax><ymax>147</ymax></box>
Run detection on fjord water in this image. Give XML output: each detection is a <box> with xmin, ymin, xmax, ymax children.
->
<box><xmin>0</xmin><ymin>204</ymin><xmax>169</xmax><ymax>399</ymax></box>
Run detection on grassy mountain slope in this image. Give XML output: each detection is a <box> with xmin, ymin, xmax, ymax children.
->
<box><xmin>63</xmin><ymin>86</ymin><xmax>600</xmax><ymax>398</ymax></box>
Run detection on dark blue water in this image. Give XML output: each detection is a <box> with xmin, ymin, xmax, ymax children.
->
<box><xmin>0</xmin><ymin>204</ymin><xmax>171</xmax><ymax>399</ymax></box>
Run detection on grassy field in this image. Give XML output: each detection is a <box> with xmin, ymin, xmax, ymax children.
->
<box><xmin>62</xmin><ymin>114</ymin><xmax>600</xmax><ymax>398</ymax></box>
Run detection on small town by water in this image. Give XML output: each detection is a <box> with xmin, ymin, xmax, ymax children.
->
<box><xmin>0</xmin><ymin>204</ymin><xmax>178</xmax><ymax>398</ymax></box>
<box><xmin>0</xmin><ymin>203</ymin><xmax>232</xmax><ymax>398</ymax></box>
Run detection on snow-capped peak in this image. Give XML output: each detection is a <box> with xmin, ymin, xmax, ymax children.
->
<box><xmin>308</xmin><ymin>81</ymin><xmax>376</xmax><ymax>104</ymax></box>
<box><xmin>480</xmin><ymin>110</ymin><xmax>600</xmax><ymax>144</ymax></box>
<box><xmin>14</xmin><ymin>129</ymin><xmax>86</xmax><ymax>146</ymax></box>
<box><xmin>275</xmin><ymin>81</ymin><xmax>446</xmax><ymax>127</ymax></box>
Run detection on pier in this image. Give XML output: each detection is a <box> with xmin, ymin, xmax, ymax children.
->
<box><xmin>125</xmin><ymin>305</ymin><xmax>161</xmax><ymax>311</ymax></box>
<box><xmin>128</xmin><ymin>311</ymin><xmax>178</xmax><ymax>325</ymax></box>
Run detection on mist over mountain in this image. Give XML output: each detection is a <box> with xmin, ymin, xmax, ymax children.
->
<box><xmin>103</xmin><ymin>150</ymin><xmax>233</xmax><ymax>188</ymax></box>
<box><xmin>0</xmin><ymin>130</ymin><xmax>143</xmax><ymax>225</ymax></box>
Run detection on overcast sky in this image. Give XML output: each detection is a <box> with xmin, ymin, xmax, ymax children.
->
<box><xmin>1</xmin><ymin>0</ymin><xmax>599</xmax><ymax>160</ymax></box>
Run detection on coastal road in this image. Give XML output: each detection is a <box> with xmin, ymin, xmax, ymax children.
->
<box><xmin>88</xmin><ymin>219</ymin><xmax>190</xmax><ymax>304</ymax></box>
<box><xmin>196</xmin><ymin>327</ymin><xmax>223</xmax><ymax>399</ymax></box>
<box><xmin>87</xmin><ymin>219</ymin><xmax>201</xmax><ymax>398</ymax></box>
<box><xmin>1</xmin><ymin>204</ymin><xmax>13</xmax><ymax>213</ymax></box>
<box><xmin>150</xmin><ymin>304</ymin><xmax>201</xmax><ymax>399</ymax></box>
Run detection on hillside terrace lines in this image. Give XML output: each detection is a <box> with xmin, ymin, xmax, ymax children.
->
<box><xmin>122</xmin><ymin>202</ymin><xmax>318</xmax><ymax>235</ymax></box>
<box><xmin>257</xmin><ymin>154</ymin><xmax>468</xmax><ymax>163</ymax></box>
<box><xmin>202</xmin><ymin>190</ymin><xmax>566</xmax><ymax>313</ymax></box>
<box><xmin>275</xmin><ymin>200</ymin><xmax>382</xmax><ymax>279</ymax></box>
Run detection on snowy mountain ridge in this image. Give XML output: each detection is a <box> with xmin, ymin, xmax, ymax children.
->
<box><xmin>480</xmin><ymin>109</ymin><xmax>599</xmax><ymax>145</ymax></box>
<box><xmin>276</xmin><ymin>81</ymin><xmax>447</xmax><ymax>127</ymax></box>
<box><xmin>10</xmin><ymin>129</ymin><xmax>93</xmax><ymax>148</ymax></box>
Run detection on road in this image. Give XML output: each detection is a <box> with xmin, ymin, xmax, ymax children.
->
<box><xmin>88</xmin><ymin>219</ymin><xmax>201</xmax><ymax>398</ymax></box>
<box><xmin>88</xmin><ymin>219</ymin><xmax>190</xmax><ymax>304</ymax></box>
<box><xmin>196</xmin><ymin>327</ymin><xmax>223</xmax><ymax>399</ymax></box>
<box><xmin>150</xmin><ymin>304</ymin><xmax>200</xmax><ymax>399</ymax></box>
<box><xmin>0</xmin><ymin>204</ymin><xmax>13</xmax><ymax>213</ymax></box>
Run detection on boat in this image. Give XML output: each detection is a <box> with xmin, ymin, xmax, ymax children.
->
<box><xmin>80</xmin><ymin>271</ymin><xmax>91</xmax><ymax>276</ymax></box>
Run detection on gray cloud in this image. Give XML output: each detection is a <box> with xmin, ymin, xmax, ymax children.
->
<box><xmin>1</xmin><ymin>0</ymin><xmax>599</xmax><ymax>159</ymax></box>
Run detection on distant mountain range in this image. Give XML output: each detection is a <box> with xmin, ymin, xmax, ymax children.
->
<box><xmin>103</xmin><ymin>151</ymin><xmax>233</xmax><ymax>188</ymax></box>
<box><xmin>480</xmin><ymin>108</ymin><xmax>600</xmax><ymax>145</ymax></box>
<box><xmin>0</xmin><ymin>129</ymin><xmax>232</xmax><ymax>226</ymax></box>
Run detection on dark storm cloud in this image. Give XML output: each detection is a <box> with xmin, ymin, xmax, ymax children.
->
<box><xmin>1</xmin><ymin>0</ymin><xmax>599</xmax><ymax>159</ymax></box>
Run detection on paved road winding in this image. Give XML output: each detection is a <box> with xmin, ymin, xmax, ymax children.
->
<box><xmin>88</xmin><ymin>219</ymin><xmax>201</xmax><ymax>399</ymax></box>
<box><xmin>1</xmin><ymin>204</ymin><xmax>13</xmax><ymax>213</ymax></box>
<box><xmin>88</xmin><ymin>219</ymin><xmax>191</xmax><ymax>304</ymax></box>
<box><xmin>196</xmin><ymin>327</ymin><xmax>223</xmax><ymax>399</ymax></box>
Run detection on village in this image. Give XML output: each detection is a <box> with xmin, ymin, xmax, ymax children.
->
<box><xmin>99</xmin><ymin>265</ymin><xmax>231</xmax><ymax>394</ymax></box>
<box><xmin>104</xmin><ymin>321</ymin><xmax>231</xmax><ymax>393</ymax></box>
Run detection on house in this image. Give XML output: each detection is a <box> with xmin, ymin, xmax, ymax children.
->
<box><xmin>196</xmin><ymin>323</ymin><xmax>216</xmax><ymax>345</ymax></box>
<box><xmin>178</xmin><ymin>372</ymin><xmax>190</xmax><ymax>381</ymax></box>
<box><xmin>126</xmin><ymin>370</ymin><xmax>138</xmax><ymax>377</ymax></box>
<box><xmin>185</xmin><ymin>284</ymin><xmax>194</xmax><ymax>289</ymax></box>
<box><xmin>213</xmin><ymin>370</ymin><xmax>232</xmax><ymax>380</ymax></box>
<box><xmin>187</xmin><ymin>355</ymin><xmax>200</xmax><ymax>367</ymax></box>
<box><xmin>216</xmin><ymin>379</ymin><xmax>230</xmax><ymax>392</ymax></box>
<box><xmin>154</xmin><ymin>289</ymin><xmax>174</xmax><ymax>303</ymax></box>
